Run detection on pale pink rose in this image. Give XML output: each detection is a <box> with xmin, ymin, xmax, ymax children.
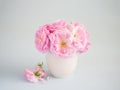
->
<box><xmin>35</xmin><ymin>26</ymin><xmax>50</xmax><ymax>52</ymax></box>
<box><xmin>24</xmin><ymin>69</ymin><xmax>38</xmax><ymax>83</ymax></box>
<box><xmin>49</xmin><ymin>30</ymin><xmax>74</xmax><ymax>57</ymax></box>
<box><xmin>70</xmin><ymin>22</ymin><xmax>90</xmax><ymax>53</ymax></box>
<box><xmin>24</xmin><ymin>68</ymin><xmax>46</xmax><ymax>83</ymax></box>
<box><xmin>46</xmin><ymin>20</ymin><xmax>67</xmax><ymax>33</ymax></box>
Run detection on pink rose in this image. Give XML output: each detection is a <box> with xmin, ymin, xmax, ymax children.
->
<box><xmin>71</xmin><ymin>22</ymin><xmax>90</xmax><ymax>53</ymax></box>
<box><xmin>35</xmin><ymin>26</ymin><xmax>50</xmax><ymax>52</ymax></box>
<box><xmin>49</xmin><ymin>30</ymin><xmax>74</xmax><ymax>57</ymax></box>
<box><xmin>24</xmin><ymin>67</ymin><xmax>46</xmax><ymax>83</ymax></box>
<box><xmin>24</xmin><ymin>69</ymin><xmax>38</xmax><ymax>83</ymax></box>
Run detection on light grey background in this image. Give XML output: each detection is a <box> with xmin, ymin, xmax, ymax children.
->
<box><xmin>0</xmin><ymin>0</ymin><xmax>120</xmax><ymax>90</ymax></box>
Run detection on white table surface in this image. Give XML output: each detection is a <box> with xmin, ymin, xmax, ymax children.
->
<box><xmin>0</xmin><ymin>0</ymin><xmax>120</xmax><ymax>90</ymax></box>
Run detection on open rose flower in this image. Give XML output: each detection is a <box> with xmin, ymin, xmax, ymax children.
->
<box><xmin>24</xmin><ymin>64</ymin><xmax>46</xmax><ymax>83</ymax></box>
<box><xmin>49</xmin><ymin>30</ymin><xmax>74</xmax><ymax>57</ymax></box>
<box><xmin>24</xmin><ymin>69</ymin><xmax>38</xmax><ymax>83</ymax></box>
<box><xmin>35</xmin><ymin>26</ymin><xmax>50</xmax><ymax>52</ymax></box>
<box><xmin>70</xmin><ymin>22</ymin><xmax>90</xmax><ymax>53</ymax></box>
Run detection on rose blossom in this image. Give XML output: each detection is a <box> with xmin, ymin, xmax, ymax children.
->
<box><xmin>70</xmin><ymin>22</ymin><xmax>90</xmax><ymax>53</ymax></box>
<box><xmin>24</xmin><ymin>69</ymin><xmax>38</xmax><ymax>83</ymax></box>
<box><xmin>35</xmin><ymin>26</ymin><xmax>50</xmax><ymax>52</ymax></box>
<box><xmin>49</xmin><ymin>30</ymin><xmax>74</xmax><ymax>57</ymax></box>
<box><xmin>24</xmin><ymin>65</ymin><xmax>46</xmax><ymax>83</ymax></box>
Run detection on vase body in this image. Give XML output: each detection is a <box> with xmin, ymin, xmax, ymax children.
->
<box><xmin>46</xmin><ymin>53</ymin><xmax>78</xmax><ymax>78</ymax></box>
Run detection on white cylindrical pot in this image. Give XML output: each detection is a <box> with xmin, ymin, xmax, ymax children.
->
<box><xmin>46</xmin><ymin>53</ymin><xmax>78</xmax><ymax>78</ymax></box>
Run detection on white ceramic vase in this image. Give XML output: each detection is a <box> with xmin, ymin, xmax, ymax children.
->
<box><xmin>46</xmin><ymin>53</ymin><xmax>78</xmax><ymax>78</ymax></box>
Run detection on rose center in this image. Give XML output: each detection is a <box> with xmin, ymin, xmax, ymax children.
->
<box><xmin>60</xmin><ymin>40</ymin><xmax>67</xmax><ymax>48</ymax></box>
<box><xmin>74</xmin><ymin>34</ymin><xmax>77</xmax><ymax>38</ymax></box>
<box><xmin>39</xmin><ymin>36</ymin><xmax>43</xmax><ymax>41</ymax></box>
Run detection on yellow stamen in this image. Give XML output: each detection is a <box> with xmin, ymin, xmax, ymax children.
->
<box><xmin>60</xmin><ymin>40</ymin><xmax>67</xmax><ymax>48</ymax></box>
<box><xmin>39</xmin><ymin>37</ymin><xmax>43</xmax><ymax>41</ymax></box>
<box><xmin>74</xmin><ymin>34</ymin><xmax>77</xmax><ymax>38</ymax></box>
<box><xmin>74</xmin><ymin>33</ymin><xmax>78</xmax><ymax>39</ymax></box>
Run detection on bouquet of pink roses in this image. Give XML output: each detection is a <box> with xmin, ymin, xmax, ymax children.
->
<box><xmin>35</xmin><ymin>20</ymin><xmax>90</xmax><ymax>57</ymax></box>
